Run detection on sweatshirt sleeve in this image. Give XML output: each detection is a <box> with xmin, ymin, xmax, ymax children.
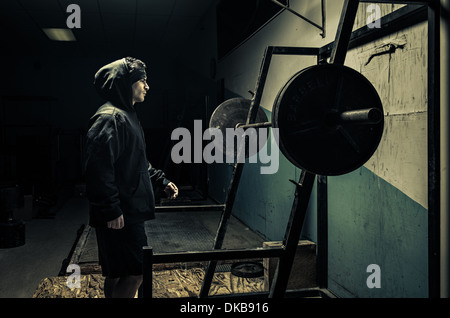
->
<box><xmin>147</xmin><ymin>162</ymin><xmax>171</xmax><ymax>189</ymax></box>
<box><xmin>84</xmin><ymin>114</ymin><xmax>124</xmax><ymax>224</ymax></box>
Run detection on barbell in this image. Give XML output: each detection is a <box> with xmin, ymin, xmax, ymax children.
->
<box><xmin>209</xmin><ymin>64</ymin><xmax>384</xmax><ymax>176</ymax></box>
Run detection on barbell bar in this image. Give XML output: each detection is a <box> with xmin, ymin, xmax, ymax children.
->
<box><xmin>235</xmin><ymin>107</ymin><xmax>382</xmax><ymax>130</ymax></box>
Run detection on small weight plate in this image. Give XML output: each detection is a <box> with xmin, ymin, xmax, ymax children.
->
<box><xmin>272</xmin><ymin>64</ymin><xmax>384</xmax><ymax>176</ymax></box>
<box><xmin>230</xmin><ymin>261</ymin><xmax>264</xmax><ymax>278</ymax></box>
<box><xmin>209</xmin><ymin>97</ymin><xmax>269</xmax><ymax>159</ymax></box>
<box><xmin>0</xmin><ymin>220</ymin><xmax>25</xmax><ymax>249</ymax></box>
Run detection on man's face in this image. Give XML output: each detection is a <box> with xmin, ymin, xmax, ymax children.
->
<box><xmin>132</xmin><ymin>78</ymin><xmax>149</xmax><ymax>104</ymax></box>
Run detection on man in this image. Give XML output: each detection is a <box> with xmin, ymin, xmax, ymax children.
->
<box><xmin>84</xmin><ymin>57</ymin><xmax>178</xmax><ymax>298</ymax></box>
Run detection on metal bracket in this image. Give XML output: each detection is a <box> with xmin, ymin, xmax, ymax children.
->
<box><xmin>271</xmin><ymin>0</ymin><xmax>326</xmax><ymax>38</ymax></box>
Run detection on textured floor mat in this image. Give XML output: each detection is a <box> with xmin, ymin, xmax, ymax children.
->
<box><xmin>145</xmin><ymin>212</ymin><xmax>216</xmax><ymax>253</ymax></box>
<box><xmin>32</xmin><ymin>268</ymin><xmax>265</xmax><ymax>298</ymax></box>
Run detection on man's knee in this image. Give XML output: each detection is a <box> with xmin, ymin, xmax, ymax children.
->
<box><xmin>125</xmin><ymin>274</ymin><xmax>143</xmax><ymax>286</ymax></box>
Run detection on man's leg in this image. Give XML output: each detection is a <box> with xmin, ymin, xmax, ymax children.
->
<box><xmin>104</xmin><ymin>277</ymin><xmax>119</xmax><ymax>298</ymax></box>
<box><xmin>97</xmin><ymin>223</ymin><xmax>146</xmax><ymax>298</ymax></box>
<box><xmin>111</xmin><ymin>275</ymin><xmax>143</xmax><ymax>298</ymax></box>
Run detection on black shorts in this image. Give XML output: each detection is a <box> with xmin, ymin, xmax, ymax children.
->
<box><xmin>95</xmin><ymin>222</ymin><xmax>148</xmax><ymax>279</ymax></box>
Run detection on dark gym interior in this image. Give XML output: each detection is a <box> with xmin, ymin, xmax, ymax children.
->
<box><xmin>0</xmin><ymin>0</ymin><xmax>449</xmax><ymax>302</ymax></box>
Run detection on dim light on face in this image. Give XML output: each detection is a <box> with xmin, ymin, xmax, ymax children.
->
<box><xmin>131</xmin><ymin>78</ymin><xmax>149</xmax><ymax>105</ymax></box>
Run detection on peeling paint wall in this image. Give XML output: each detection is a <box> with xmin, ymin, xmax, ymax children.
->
<box><xmin>347</xmin><ymin>3</ymin><xmax>428</xmax><ymax>210</ymax></box>
<box><xmin>327</xmin><ymin>3</ymin><xmax>428</xmax><ymax>297</ymax></box>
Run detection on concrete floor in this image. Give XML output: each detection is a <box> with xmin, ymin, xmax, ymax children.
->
<box><xmin>0</xmin><ymin>193</ymin><xmax>265</xmax><ymax>298</ymax></box>
<box><xmin>0</xmin><ymin>195</ymin><xmax>89</xmax><ymax>298</ymax></box>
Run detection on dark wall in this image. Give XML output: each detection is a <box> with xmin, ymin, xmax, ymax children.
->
<box><xmin>0</xmin><ymin>52</ymin><xmax>215</xmax><ymax>197</ymax></box>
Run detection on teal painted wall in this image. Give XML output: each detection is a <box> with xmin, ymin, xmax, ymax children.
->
<box><xmin>328</xmin><ymin>167</ymin><xmax>428</xmax><ymax>297</ymax></box>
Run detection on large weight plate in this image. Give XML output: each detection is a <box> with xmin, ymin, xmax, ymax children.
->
<box><xmin>209</xmin><ymin>97</ymin><xmax>269</xmax><ymax>159</ymax></box>
<box><xmin>272</xmin><ymin>64</ymin><xmax>384</xmax><ymax>176</ymax></box>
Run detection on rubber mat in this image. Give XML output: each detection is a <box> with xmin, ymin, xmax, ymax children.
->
<box><xmin>145</xmin><ymin>212</ymin><xmax>215</xmax><ymax>253</ymax></box>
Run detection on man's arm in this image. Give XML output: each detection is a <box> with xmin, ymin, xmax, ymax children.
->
<box><xmin>148</xmin><ymin>163</ymin><xmax>178</xmax><ymax>199</ymax></box>
<box><xmin>84</xmin><ymin>114</ymin><xmax>124</xmax><ymax>227</ymax></box>
<box><xmin>148</xmin><ymin>163</ymin><xmax>170</xmax><ymax>188</ymax></box>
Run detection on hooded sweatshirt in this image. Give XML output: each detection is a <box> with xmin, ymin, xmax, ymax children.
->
<box><xmin>84</xmin><ymin>58</ymin><xmax>170</xmax><ymax>227</ymax></box>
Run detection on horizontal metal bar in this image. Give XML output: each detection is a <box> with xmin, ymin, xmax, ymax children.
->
<box><xmin>146</xmin><ymin>246</ymin><xmax>283</xmax><ymax>264</ymax></box>
<box><xmin>360</xmin><ymin>0</ymin><xmax>431</xmax><ymax>3</ymax></box>
<box><xmin>155</xmin><ymin>204</ymin><xmax>225</xmax><ymax>212</ymax></box>
<box><xmin>236</xmin><ymin>121</ymin><xmax>272</xmax><ymax>129</ymax></box>
<box><xmin>201</xmin><ymin>287</ymin><xmax>336</xmax><ymax>299</ymax></box>
<box><xmin>319</xmin><ymin>4</ymin><xmax>427</xmax><ymax>59</ymax></box>
<box><xmin>145</xmin><ymin>287</ymin><xmax>337</xmax><ymax>300</ymax></box>
<box><xmin>272</xmin><ymin>46</ymin><xmax>320</xmax><ymax>56</ymax></box>
<box><xmin>271</xmin><ymin>0</ymin><xmax>324</xmax><ymax>33</ymax></box>
<box><xmin>349</xmin><ymin>4</ymin><xmax>427</xmax><ymax>48</ymax></box>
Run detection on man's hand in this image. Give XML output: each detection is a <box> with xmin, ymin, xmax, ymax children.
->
<box><xmin>164</xmin><ymin>182</ymin><xmax>179</xmax><ymax>199</ymax></box>
<box><xmin>107</xmin><ymin>214</ymin><xmax>124</xmax><ymax>229</ymax></box>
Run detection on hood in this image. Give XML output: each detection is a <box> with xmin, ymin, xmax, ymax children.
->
<box><xmin>94</xmin><ymin>58</ymin><xmax>134</xmax><ymax>111</ymax></box>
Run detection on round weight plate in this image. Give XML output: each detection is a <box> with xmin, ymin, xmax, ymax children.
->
<box><xmin>272</xmin><ymin>64</ymin><xmax>384</xmax><ymax>176</ymax></box>
<box><xmin>230</xmin><ymin>261</ymin><xmax>264</xmax><ymax>278</ymax></box>
<box><xmin>209</xmin><ymin>97</ymin><xmax>269</xmax><ymax>159</ymax></box>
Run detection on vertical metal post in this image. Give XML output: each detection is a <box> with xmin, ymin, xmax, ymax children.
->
<box><xmin>317</xmin><ymin>0</ymin><xmax>360</xmax><ymax>292</ymax></box>
<box><xmin>199</xmin><ymin>47</ymin><xmax>275</xmax><ymax>298</ymax></box>
<box><xmin>428</xmin><ymin>0</ymin><xmax>442</xmax><ymax>299</ymax></box>
<box><xmin>246</xmin><ymin>46</ymin><xmax>275</xmax><ymax>125</ymax></box>
<box><xmin>329</xmin><ymin>0</ymin><xmax>360</xmax><ymax>65</ymax></box>
<box><xmin>317</xmin><ymin>175</ymin><xmax>328</xmax><ymax>288</ymax></box>
<box><xmin>440</xmin><ymin>0</ymin><xmax>450</xmax><ymax>299</ymax></box>
<box><xmin>142</xmin><ymin>246</ymin><xmax>153</xmax><ymax>298</ymax></box>
<box><xmin>269</xmin><ymin>171</ymin><xmax>316</xmax><ymax>298</ymax></box>
<box><xmin>321</xmin><ymin>0</ymin><xmax>327</xmax><ymax>38</ymax></box>
<box><xmin>199</xmin><ymin>163</ymin><xmax>245</xmax><ymax>298</ymax></box>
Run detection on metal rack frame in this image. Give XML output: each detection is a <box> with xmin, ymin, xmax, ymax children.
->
<box><xmin>142</xmin><ymin>0</ymin><xmax>442</xmax><ymax>299</ymax></box>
